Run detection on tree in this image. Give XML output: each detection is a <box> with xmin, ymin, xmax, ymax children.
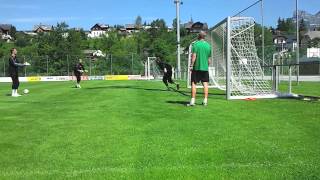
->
<box><xmin>276</xmin><ymin>18</ymin><xmax>295</xmax><ymax>34</ymax></box>
<box><xmin>9</xmin><ymin>26</ymin><xmax>17</xmax><ymax>39</ymax></box>
<box><xmin>172</xmin><ymin>18</ymin><xmax>177</xmax><ymax>29</ymax></box>
<box><xmin>67</xmin><ymin>29</ymin><xmax>82</xmax><ymax>57</ymax></box>
<box><xmin>15</xmin><ymin>32</ymin><xmax>31</xmax><ymax>47</ymax></box>
<box><xmin>285</xmin><ymin>19</ymin><xmax>295</xmax><ymax>34</ymax></box>
<box><xmin>150</xmin><ymin>19</ymin><xmax>167</xmax><ymax>30</ymax></box>
<box><xmin>135</xmin><ymin>15</ymin><xmax>142</xmax><ymax>29</ymax></box>
<box><xmin>277</xmin><ymin>18</ymin><xmax>284</xmax><ymax>31</ymax></box>
<box><xmin>254</xmin><ymin>24</ymin><xmax>275</xmax><ymax>62</ymax></box>
<box><xmin>101</xmin><ymin>31</ymin><xmax>120</xmax><ymax>52</ymax></box>
<box><xmin>299</xmin><ymin>19</ymin><xmax>307</xmax><ymax>32</ymax></box>
<box><xmin>299</xmin><ymin>19</ymin><xmax>308</xmax><ymax>47</ymax></box>
<box><xmin>114</xmin><ymin>24</ymin><xmax>124</xmax><ymax>30</ymax></box>
<box><xmin>55</xmin><ymin>22</ymin><xmax>69</xmax><ymax>32</ymax></box>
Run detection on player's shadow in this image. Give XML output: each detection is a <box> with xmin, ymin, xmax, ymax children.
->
<box><xmin>166</xmin><ymin>100</ymin><xmax>189</xmax><ymax>105</ymax></box>
<box><xmin>87</xmin><ymin>85</ymin><xmax>168</xmax><ymax>91</ymax></box>
<box><xmin>86</xmin><ymin>85</ymin><xmax>225</xmax><ymax>97</ymax></box>
<box><xmin>87</xmin><ymin>85</ymin><xmax>169</xmax><ymax>92</ymax></box>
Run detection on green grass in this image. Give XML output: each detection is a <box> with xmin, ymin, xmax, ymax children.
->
<box><xmin>0</xmin><ymin>80</ymin><xmax>319</xmax><ymax>179</ymax></box>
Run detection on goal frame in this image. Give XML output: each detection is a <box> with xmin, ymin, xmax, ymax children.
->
<box><xmin>187</xmin><ymin>16</ymin><xmax>280</xmax><ymax>100</ymax></box>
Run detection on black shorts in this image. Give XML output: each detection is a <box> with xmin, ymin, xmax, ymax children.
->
<box><xmin>191</xmin><ymin>70</ymin><xmax>209</xmax><ymax>83</ymax></box>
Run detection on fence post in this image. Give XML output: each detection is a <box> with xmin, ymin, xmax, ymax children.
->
<box><xmin>3</xmin><ymin>57</ymin><xmax>5</xmax><ymax>77</ymax></box>
<box><xmin>24</xmin><ymin>56</ymin><xmax>27</xmax><ymax>77</ymax></box>
<box><xmin>289</xmin><ymin>65</ymin><xmax>292</xmax><ymax>94</ymax></box>
<box><xmin>107</xmin><ymin>54</ymin><xmax>109</xmax><ymax>75</ymax></box>
<box><xmin>30</xmin><ymin>56</ymin><xmax>32</xmax><ymax>76</ymax></box>
<box><xmin>110</xmin><ymin>54</ymin><xmax>113</xmax><ymax>75</ymax></box>
<box><xmin>67</xmin><ymin>55</ymin><xmax>70</xmax><ymax>77</ymax></box>
<box><xmin>89</xmin><ymin>58</ymin><xmax>92</xmax><ymax>76</ymax></box>
<box><xmin>131</xmin><ymin>53</ymin><xmax>134</xmax><ymax>75</ymax></box>
<box><xmin>46</xmin><ymin>55</ymin><xmax>49</xmax><ymax>76</ymax></box>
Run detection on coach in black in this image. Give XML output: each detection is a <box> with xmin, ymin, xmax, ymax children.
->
<box><xmin>8</xmin><ymin>48</ymin><xmax>27</xmax><ymax>97</ymax></box>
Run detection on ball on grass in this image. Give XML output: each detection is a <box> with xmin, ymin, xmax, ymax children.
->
<box><xmin>23</xmin><ymin>89</ymin><xmax>29</xmax><ymax>94</ymax></box>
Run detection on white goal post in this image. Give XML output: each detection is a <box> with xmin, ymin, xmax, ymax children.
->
<box><xmin>145</xmin><ymin>57</ymin><xmax>176</xmax><ymax>80</ymax></box>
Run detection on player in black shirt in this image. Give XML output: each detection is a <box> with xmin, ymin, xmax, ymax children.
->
<box><xmin>74</xmin><ymin>59</ymin><xmax>86</xmax><ymax>88</ymax></box>
<box><xmin>8</xmin><ymin>48</ymin><xmax>29</xmax><ymax>97</ymax></box>
<box><xmin>156</xmin><ymin>57</ymin><xmax>179</xmax><ymax>90</ymax></box>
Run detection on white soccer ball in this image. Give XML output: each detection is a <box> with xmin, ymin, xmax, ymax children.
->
<box><xmin>23</xmin><ymin>89</ymin><xmax>29</xmax><ymax>94</ymax></box>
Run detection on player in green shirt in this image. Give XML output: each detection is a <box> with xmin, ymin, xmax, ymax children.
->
<box><xmin>188</xmin><ymin>31</ymin><xmax>212</xmax><ymax>106</ymax></box>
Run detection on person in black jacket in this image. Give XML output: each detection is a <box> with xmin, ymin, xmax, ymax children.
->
<box><xmin>74</xmin><ymin>59</ymin><xmax>86</xmax><ymax>88</ymax></box>
<box><xmin>156</xmin><ymin>57</ymin><xmax>179</xmax><ymax>90</ymax></box>
<box><xmin>8</xmin><ymin>48</ymin><xmax>28</xmax><ymax>97</ymax></box>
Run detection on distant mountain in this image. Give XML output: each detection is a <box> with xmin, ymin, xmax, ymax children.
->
<box><xmin>292</xmin><ymin>10</ymin><xmax>320</xmax><ymax>30</ymax></box>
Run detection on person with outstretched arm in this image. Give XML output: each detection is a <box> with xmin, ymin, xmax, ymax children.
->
<box><xmin>8</xmin><ymin>48</ymin><xmax>29</xmax><ymax>97</ymax></box>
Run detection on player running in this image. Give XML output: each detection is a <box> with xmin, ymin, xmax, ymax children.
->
<box><xmin>156</xmin><ymin>57</ymin><xmax>179</xmax><ymax>90</ymax></box>
<box><xmin>73</xmin><ymin>59</ymin><xmax>86</xmax><ymax>88</ymax></box>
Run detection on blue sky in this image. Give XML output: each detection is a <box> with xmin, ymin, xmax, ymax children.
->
<box><xmin>1</xmin><ymin>0</ymin><xmax>320</xmax><ymax>30</ymax></box>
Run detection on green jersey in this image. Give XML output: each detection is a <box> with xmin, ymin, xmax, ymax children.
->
<box><xmin>191</xmin><ymin>40</ymin><xmax>212</xmax><ymax>71</ymax></box>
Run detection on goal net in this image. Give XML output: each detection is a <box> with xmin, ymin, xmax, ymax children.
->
<box><xmin>188</xmin><ymin>16</ymin><xmax>276</xmax><ymax>99</ymax></box>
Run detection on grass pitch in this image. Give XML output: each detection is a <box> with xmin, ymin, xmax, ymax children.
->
<box><xmin>0</xmin><ymin>80</ymin><xmax>319</xmax><ymax>179</ymax></box>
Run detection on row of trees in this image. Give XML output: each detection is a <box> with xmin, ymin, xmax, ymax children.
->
<box><xmin>0</xmin><ymin>17</ymin><xmax>196</xmax><ymax>75</ymax></box>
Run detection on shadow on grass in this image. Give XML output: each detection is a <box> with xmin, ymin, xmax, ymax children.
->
<box><xmin>86</xmin><ymin>85</ymin><xmax>187</xmax><ymax>94</ymax></box>
<box><xmin>279</xmin><ymin>94</ymin><xmax>320</xmax><ymax>103</ymax></box>
<box><xmin>85</xmin><ymin>85</ymin><xmax>226</xmax><ymax>98</ymax></box>
<box><xmin>166</xmin><ymin>100</ymin><xmax>189</xmax><ymax>106</ymax></box>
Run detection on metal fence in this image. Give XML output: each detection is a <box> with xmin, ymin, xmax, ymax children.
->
<box><xmin>0</xmin><ymin>53</ymin><xmax>146</xmax><ymax>77</ymax></box>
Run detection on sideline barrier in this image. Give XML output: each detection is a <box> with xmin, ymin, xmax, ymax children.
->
<box><xmin>27</xmin><ymin>76</ymin><xmax>41</xmax><ymax>82</ymax></box>
<box><xmin>105</xmin><ymin>75</ymin><xmax>129</xmax><ymax>80</ymax></box>
<box><xmin>0</xmin><ymin>75</ymin><xmax>145</xmax><ymax>82</ymax></box>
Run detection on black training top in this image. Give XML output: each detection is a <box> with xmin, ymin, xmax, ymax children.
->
<box><xmin>8</xmin><ymin>56</ymin><xmax>25</xmax><ymax>76</ymax></box>
<box><xmin>157</xmin><ymin>61</ymin><xmax>172</xmax><ymax>73</ymax></box>
<box><xmin>74</xmin><ymin>63</ymin><xmax>85</xmax><ymax>74</ymax></box>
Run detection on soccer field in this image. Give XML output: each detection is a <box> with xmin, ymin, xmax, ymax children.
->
<box><xmin>0</xmin><ymin>80</ymin><xmax>319</xmax><ymax>179</ymax></box>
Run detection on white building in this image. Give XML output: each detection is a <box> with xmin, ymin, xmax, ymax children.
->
<box><xmin>307</xmin><ymin>48</ymin><xmax>320</xmax><ymax>58</ymax></box>
<box><xmin>88</xmin><ymin>23</ymin><xmax>109</xmax><ymax>38</ymax></box>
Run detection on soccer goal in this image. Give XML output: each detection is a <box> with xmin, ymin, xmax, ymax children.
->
<box><xmin>145</xmin><ymin>57</ymin><xmax>162</xmax><ymax>80</ymax></box>
<box><xmin>188</xmin><ymin>16</ymin><xmax>278</xmax><ymax>100</ymax></box>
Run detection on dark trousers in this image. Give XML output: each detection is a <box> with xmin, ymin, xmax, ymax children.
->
<box><xmin>11</xmin><ymin>75</ymin><xmax>19</xmax><ymax>89</ymax></box>
<box><xmin>163</xmin><ymin>72</ymin><xmax>174</xmax><ymax>87</ymax></box>
<box><xmin>75</xmin><ymin>72</ymin><xmax>81</xmax><ymax>83</ymax></box>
